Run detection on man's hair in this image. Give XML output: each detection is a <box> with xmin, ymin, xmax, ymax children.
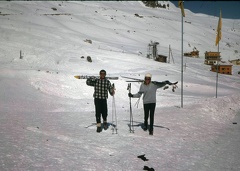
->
<box><xmin>99</xmin><ymin>69</ymin><xmax>106</xmax><ymax>74</ymax></box>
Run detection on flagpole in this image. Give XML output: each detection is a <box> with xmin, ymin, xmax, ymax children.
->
<box><xmin>215</xmin><ymin>9</ymin><xmax>221</xmax><ymax>98</ymax></box>
<box><xmin>215</xmin><ymin>40</ymin><xmax>219</xmax><ymax>98</ymax></box>
<box><xmin>181</xmin><ymin>13</ymin><xmax>183</xmax><ymax>107</ymax></box>
<box><xmin>178</xmin><ymin>1</ymin><xmax>185</xmax><ymax>108</ymax></box>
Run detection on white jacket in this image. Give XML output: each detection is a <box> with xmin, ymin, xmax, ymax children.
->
<box><xmin>133</xmin><ymin>81</ymin><xmax>166</xmax><ymax>104</ymax></box>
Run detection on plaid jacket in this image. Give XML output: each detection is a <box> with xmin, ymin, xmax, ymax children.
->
<box><xmin>86</xmin><ymin>78</ymin><xmax>114</xmax><ymax>99</ymax></box>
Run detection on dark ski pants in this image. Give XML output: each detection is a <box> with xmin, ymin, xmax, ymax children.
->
<box><xmin>143</xmin><ymin>103</ymin><xmax>156</xmax><ymax>132</ymax></box>
<box><xmin>94</xmin><ymin>98</ymin><xmax>108</xmax><ymax>124</ymax></box>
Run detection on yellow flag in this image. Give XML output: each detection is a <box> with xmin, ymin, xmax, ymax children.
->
<box><xmin>178</xmin><ymin>1</ymin><xmax>185</xmax><ymax>17</ymax></box>
<box><xmin>215</xmin><ymin>10</ymin><xmax>222</xmax><ymax>46</ymax></box>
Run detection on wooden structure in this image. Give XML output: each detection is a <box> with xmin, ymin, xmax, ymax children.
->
<box><xmin>147</xmin><ymin>42</ymin><xmax>172</xmax><ymax>63</ymax></box>
<box><xmin>155</xmin><ymin>55</ymin><xmax>167</xmax><ymax>63</ymax></box>
<box><xmin>229</xmin><ymin>59</ymin><xmax>240</xmax><ymax>65</ymax></box>
<box><xmin>147</xmin><ymin>41</ymin><xmax>159</xmax><ymax>59</ymax></box>
<box><xmin>184</xmin><ymin>50</ymin><xmax>199</xmax><ymax>57</ymax></box>
<box><xmin>204</xmin><ymin>51</ymin><xmax>221</xmax><ymax>65</ymax></box>
<box><xmin>184</xmin><ymin>47</ymin><xmax>199</xmax><ymax>58</ymax></box>
<box><xmin>211</xmin><ymin>62</ymin><xmax>232</xmax><ymax>75</ymax></box>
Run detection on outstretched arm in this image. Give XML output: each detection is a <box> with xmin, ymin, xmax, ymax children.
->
<box><xmin>152</xmin><ymin>80</ymin><xmax>178</xmax><ymax>88</ymax></box>
<box><xmin>129</xmin><ymin>84</ymin><xmax>144</xmax><ymax>98</ymax></box>
<box><xmin>129</xmin><ymin>92</ymin><xmax>142</xmax><ymax>98</ymax></box>
<box><xmin>86</xmin><ymin>77</ymin><xmax>96</xmax><ymax>86</ymax></box>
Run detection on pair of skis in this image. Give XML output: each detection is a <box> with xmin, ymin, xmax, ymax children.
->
<box><xmin>122</xmin><ymin>76</ymin><xmax>178</xmax><ymax>92</ymax></box>
<box><xmin>74</xmin><ymin>75</ymin><xmax>119</xmax><ymax>80</ymax></box>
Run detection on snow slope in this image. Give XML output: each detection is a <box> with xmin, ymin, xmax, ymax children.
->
<box><xmin>0</xmin><ymin>1</ymin><xmax>240</xmax><ymax>171</ymax></box>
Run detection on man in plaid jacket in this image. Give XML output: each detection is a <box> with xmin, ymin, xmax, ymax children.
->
<box><xmin>86</xmin><ymin>70</ymin><xmax>115</xmax><ymax>133</ymax></box>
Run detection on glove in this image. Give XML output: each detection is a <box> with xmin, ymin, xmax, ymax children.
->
<box><xmin>163</xmin><ymin>86</ymin><xmax>169</xmax><ymax>90</ymax></box>
<box><xmin>128</xmin><ymin>93</ymin><xmax>133</xmax><ymax>97</ymax></box>
<box><xmin>111</xmin><ymin>89</ymin><xmax>115</xmax><ymax>96</ymax></box>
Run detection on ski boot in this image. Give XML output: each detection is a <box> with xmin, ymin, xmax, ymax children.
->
<box><xmin>103</xmin><ymin>121</ymin><xmax>108</xmax><ymax>130</ymax></box>
<box><xmin>96</xmin><ymin>123</ymin><xmax>102</xmax><ymax>133</ymax></box>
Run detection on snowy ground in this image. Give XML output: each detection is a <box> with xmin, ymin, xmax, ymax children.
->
<box><xmin>0</xmin><ymin>1</ymin><xmax>240</xmax><ymax>171</ymax></box>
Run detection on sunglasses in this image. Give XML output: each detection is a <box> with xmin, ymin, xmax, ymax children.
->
<box><xmin>145</xmin><ymin>78</ymin><xmax>151</xmax><ymax>80</ymax></box>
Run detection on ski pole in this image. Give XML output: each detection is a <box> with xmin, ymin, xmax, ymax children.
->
<box><xmin>111</xmin><ymin>83</ymin><xmax>117</xmax><ymax>134</ymax></box>
<box><xmin>127</xmin><ymin>83</ymin><xmax>134</xmax><ymax>133</ymax></box>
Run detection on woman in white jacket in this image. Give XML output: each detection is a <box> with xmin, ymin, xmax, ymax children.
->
<box><xmin>128</xmin><ymin>73</ymin><xmax>175</xmax><ymax>135</ymax></box>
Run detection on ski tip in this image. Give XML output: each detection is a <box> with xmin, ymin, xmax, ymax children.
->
<box><xmin>74</xmin><ymin>76</ymin><xmax>80</xmax><ymax>79</ymax></box>
<box><xmin>169</xmin><ymin>81</ymin><xmax>178</xmax><ymax>85</ymax></box>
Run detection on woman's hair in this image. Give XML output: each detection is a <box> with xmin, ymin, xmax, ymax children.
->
<box><xmin>144</xmin><ymin>77</ymin><xmax>151</xmax><ymax>85</ymax></box>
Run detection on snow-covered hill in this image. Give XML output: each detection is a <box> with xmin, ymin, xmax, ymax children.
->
<box><xmin>0</xmin><ymin>1</ymin><xmax>240</xmax><ymax>171</ymax></box>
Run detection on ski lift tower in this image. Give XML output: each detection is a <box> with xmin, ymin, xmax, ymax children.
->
<box><xmin>147</xmin><ymin>41</ymin><xmax>159</xmax><ymax>60</ymax></box>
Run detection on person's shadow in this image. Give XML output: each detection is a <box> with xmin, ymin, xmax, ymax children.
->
<box><xmin>125</xmin><ymin>120</ymin><xmax>170</xmax><ymax>131</ymax></box>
